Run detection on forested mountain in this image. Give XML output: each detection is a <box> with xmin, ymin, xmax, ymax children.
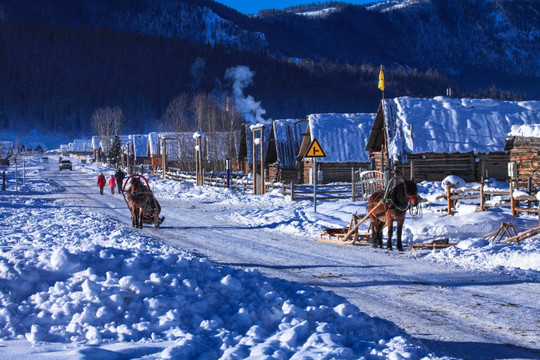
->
<box><xmin>0</xmin><ymin>0</ymin><xmax>538</xmax><ymax>137</ymax></box>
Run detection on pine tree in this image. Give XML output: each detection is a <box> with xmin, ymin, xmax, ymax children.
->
<box><xmin>108</xmin><ymin>135</ymin><xmax>122</xmax><ymax>168</ymax></box>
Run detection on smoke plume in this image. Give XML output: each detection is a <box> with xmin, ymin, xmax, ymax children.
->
<box><xmin>224</xmin><ymin>65</ymin><xmax>269</xmax><ymax>125</ymax></box>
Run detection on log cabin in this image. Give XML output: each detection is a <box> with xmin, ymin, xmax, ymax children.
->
<box><xmin>265</xmin><ymin>119</ymin><xmax>307</xmax><ymax>183</ymax></box>
<box><xmin>505</xmin><ymin>124</ymin><xmax>540</xmax><ymax>189</ymax></box>
<box><xmin>365</xmin><ymin>97</ymin><xmax>540</xmax><ymax>182</ymax></box>
<box><xmin>297</xmin><ymin>113</ymin><xmax>375</xmax><ymax>184</ymax></box>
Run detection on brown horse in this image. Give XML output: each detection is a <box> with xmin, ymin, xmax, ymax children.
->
<box><xmin>126</xmin><ymin>177</ymin><xmax>150</xmax><ymax>229</ymax></box>
<box><xmin>368</xmin><ymin>178</ymin><xmax>418</xmax><ymax>251</ymax></box>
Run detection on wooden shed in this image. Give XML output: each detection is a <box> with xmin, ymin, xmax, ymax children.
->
<box><xmin>297</xmin><ymin>113</ymin><xmax>375</xmax><ymax>184</ymax></box>
<box><xmin>365</xmin><ymin>97</ymin><xmax>540</xmax><ymax>182</ymax></box>
<box><xmin>505</xmin><ymin>124</ymin><xmax>540</xmax><ymax>189</ymax></box>
<box><xmin>265</xmin><ymin>119</ymin><xmax>307</xmax><ymax>183</ymax></box>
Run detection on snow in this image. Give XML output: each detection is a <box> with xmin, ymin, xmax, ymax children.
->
<box><xmin>1</xmin><ymin>155</ymin><xmax>539</xmax><ymax>358</ymax></box>
<box><xmin>508</xmin><ymin>124</ymin><xmax>540</xmax><ymax>138</ymax></box>
<box><xmin>382</xmin><ymin>96</ymin><xmax>540</xmax><ymax>161</ymax></box>
<box><xmin>308</xmin><ymin>113</ymin><xmax>375</xmax><ymax>163</ymax></box>
<box><xmin>296</xmin><ymin>7</ymin><xmax>338</xmax><ymax>17</ymax></box>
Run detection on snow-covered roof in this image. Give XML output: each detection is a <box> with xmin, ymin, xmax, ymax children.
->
<box><xmin>378</xmin><ymin>96</ymin><xmax>540</xmax><ymax>160</ymax></box>
<box><xmin>91</xmin><ymin>136</ymin><xmax>101</xmax><ymax>150</ymax></box>
<box><xmin>70</xmin><ymin>139</ymin><xmax>92</xmax><ymax>152</ymax></box>
<box><xmin>272</xmin><ymin>119</ymin><xmax>307</xmax><ymax>169</ymax></box>
<box><xmin>92</xmin><ymin>135</ymin><xmax>131</xmax><ymax>151</ymax></box>
<box><xmin>507</xmin><ymin>124</ymin><xmax>540</xmax><ymax>138</ymax></box>
<box><xmin>246</xmin><ymin>124</ymin><xmax>272</xmax><ymax>164</ymax></box>
<box><xmin>307</xmin><ymin>113</ymin><xmax>376</xmax><ymax>163</ymax></box>
<box><xmin>148</xmin><ymin>132</ymin><xmax>185</xmax><ymax>156</ymax></box>
<box><xmin>130</xmin><ymin>135</ymin><xmax>149</xmax><ymax>158</ymax></box>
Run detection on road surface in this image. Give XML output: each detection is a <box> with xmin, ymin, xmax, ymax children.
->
<box><xmin>47</xmin><ymin>164</ymin><xmax>540</xmax><ymax>359</ymax></box>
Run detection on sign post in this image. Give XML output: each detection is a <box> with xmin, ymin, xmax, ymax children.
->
<box><xmin>304</xmin><ymin>138</ymin><xmax>327</xmax><ymax>212</ymax></box>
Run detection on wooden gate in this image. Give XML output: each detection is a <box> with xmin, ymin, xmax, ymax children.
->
<box><xmin>353</xmin><ymin>170</ymin><xmax>386</xmax><ymax>201</ymax></box>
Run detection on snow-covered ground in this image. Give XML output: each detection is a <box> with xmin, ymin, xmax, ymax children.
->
<box><xmin>0</xmin><ymin>155</ymin><xmax>539</xmax><ymax>359</ymax></box>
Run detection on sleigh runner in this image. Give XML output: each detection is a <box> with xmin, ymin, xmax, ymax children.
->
<box><xmin>122</xmin><ymin>174</ymin><xmax>164</xmax><ymax>228</ymax></box>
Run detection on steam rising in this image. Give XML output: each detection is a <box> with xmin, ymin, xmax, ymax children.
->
<box><xmin>225</xmin><ymin>65</ymin><xmax>269</xmax><ymax>125</ymax></box>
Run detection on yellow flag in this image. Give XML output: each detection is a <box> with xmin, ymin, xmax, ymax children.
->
<box><xmin>378</xmin><ymin>65</ymin><xmax>385</xmax><ymax>91</ymax></box>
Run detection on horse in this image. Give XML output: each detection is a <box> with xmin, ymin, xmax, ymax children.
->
<box><xmin>367</xmin><ymin>178</ymin><xmax>419</xmax><ymax>251</ymax></box>
<box><xmin>125</xmin><ymin>177</ymin><xmax>150</xmax><ymax>229</ymax></box>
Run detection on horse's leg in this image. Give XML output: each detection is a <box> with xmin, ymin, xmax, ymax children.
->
<box><xmin>377</xmin><ymin>222</ymin><xmax>384</xmax><ymax>248</ymax></box>
<box><xmin>386</xmin><ymin>215</ymin><xmax>394</xmax><ymax>250</ymax></box>
<box><xmin>131</xmin><ymin>207</ymin><xmax>137</xmax><ymax>227</ymax></box>
<box><xmin>396</xmin><ymin>219</ymin><xmax>404</xmax><ymax>251</ymax></box>
<box><xmin>137</xmin><ymin>207</ymin><xmax>143</xmax><ymax>229</ymax></box>
<box><xmin>372</xmin><ymin>222</ymin><xmax>380</xmax><ymax>248</ymax></box>
<box><xmin>386</xmin><ymin>223</ymin><xmax>393</xmax><ymax>250</ymax></box>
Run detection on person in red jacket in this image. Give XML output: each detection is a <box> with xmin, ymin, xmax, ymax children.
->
<box><xmin>97</xmin><ymin>173</ymin><xmax>106</xmax><ymax>195</ymax></box>
<box><xmin>108</xmin><ymin>174</ymin><xmax>117</xmax><ymax>195</ymax></box>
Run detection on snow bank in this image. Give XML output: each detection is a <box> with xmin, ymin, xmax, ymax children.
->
<box><xmin>0</xmin><ymin>156</ymin><xmax>437</xmax><ymax>359</ymax></box>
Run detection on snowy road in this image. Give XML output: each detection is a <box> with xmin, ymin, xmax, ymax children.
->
<box><xmin>48</xmin><ymin>165</ymin><xmax>539</xmax><ymax>359</ymax></box>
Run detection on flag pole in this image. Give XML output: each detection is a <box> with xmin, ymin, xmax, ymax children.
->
<box><xmin>378</xmin><ymin>64</ymin><xmax>385</xmax><ymax>100</ymax></box>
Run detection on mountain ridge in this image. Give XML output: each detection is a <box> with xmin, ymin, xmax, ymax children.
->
<box><xmin>0</xmin><ymin>0</ymin><xmax>538</xmax><ymax>136</ymax></box>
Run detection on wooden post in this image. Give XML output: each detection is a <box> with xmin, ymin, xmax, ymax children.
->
<box><xmin>479</xmin><ymin>176</ymin><xmax>485</xmax><ymax>211</ymax></box>
<box><xmin>528</xmin><ymin>177</ymin><xmax>533</xmax><ymax>209</ymax></box>
<box><xmin>510</xmin><ymin>179</ymin><xmax>516</xmax><ymax>217</ymax></box>
<box><xmin>290</xmin><ymin>182</ymin><xmax>295</xmax><ymax>201</ymax></box>
<box><xmin>351</xmin><ymin>167</ymin><xmax>355</xmax><ymax>202</ymax></box>
<box><xmin>446</xmin><ymin>183</ymin><xmax>453</xmax><ymax>215</ymax></box>
<box><xmin>282</xmin><ymin>182</ymin><xmax>286</xmax><ymax>197</ymax></box>
<box><xmin>260</xmin><ymin>127</ymin><xmax>265</xmax><ymax>195</ymax></box>
<box><xmin>410</xmin><ymin>160</ymin><xmax>414</xmax><ymax>180</ymax></box>
<box><xmin>252</xmin><ymin>128</ymin><xmax>257</xmax><ymax>195</ymax></box>
<box><xmin>161</xmin><ymin>138</ymin><xmax>166</xmax><ymax>178</ymax></box>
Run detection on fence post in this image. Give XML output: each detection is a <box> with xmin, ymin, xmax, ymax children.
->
<box><xmin>479</xmin><ymin>176</ymin><xmax>485</xmax><ymax>211</ymax></box>
<box><xmin>290</xmin><ymin>182</ymin><xmax>295</xmax><ymax>201</ymax></box>
<box><xmin>528</xmin><ymin>177</ymin><xmax>533</xmax><ymax>209</ymax></box>
<box><xmin>282</xmin><ymin>182</ymin><xmax>286</xmax><ymax>196</ymax></box>
<box><xmin>446</xmin><ymin>184</ymin><xmax>453</xmax><ymax>215</ymax></box>
<box><xmin>351</xmin><ymin>167</ymin><xmax>355</xmax><ymax>202</ymax></box>
<box><xmin>510</xmin><ymin>179</ymin><xmax>516</xmax><ymax>217</ymax></box>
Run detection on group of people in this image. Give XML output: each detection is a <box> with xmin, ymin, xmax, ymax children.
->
<box><xmin>97</xmin><ymin>168</ymin><xmax>126</xmax><ymax>195</ymax></box>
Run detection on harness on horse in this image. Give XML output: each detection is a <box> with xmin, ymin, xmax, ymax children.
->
<box><xmin>383</xmin><ymin>176</ymin><xmax>421</xmax><ymax>218</ymax></box>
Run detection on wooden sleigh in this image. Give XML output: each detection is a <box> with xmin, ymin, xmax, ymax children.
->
<box><xmin>121</xmin><ymin>174</ymin><xmax>164</xmax><ymax>228</ymax></box>
<box><xmin>317</xmin><ymin>201</ymin><xmax>383</xmax><ymax>245</ymax></box>
<box><xmin>409</xmin><ymin>238</ymin><xmax>457</xmax><ymax>250</ymax></box>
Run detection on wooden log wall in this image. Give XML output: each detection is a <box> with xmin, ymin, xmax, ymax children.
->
<box><xmin>507</xmin><ymin>136</ymin><xmax>540</xmax><ymax>188</ymax></box>
<box><xmin>370</xmin><ymin>152</ymin><xmax>510</xmax><ymax>182</ymax></box>
<box><xmin>398</xmin><ymin>152</ymin><xmax>477</xmax><ymax>182</ymax></box>
<box><xmin>302</xmin><ymin>160</ymin><xmax>370</xmax><ymax>184</ymax></box>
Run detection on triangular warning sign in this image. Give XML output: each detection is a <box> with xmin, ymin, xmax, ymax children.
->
<box><xmin>305</xmin><ymin>138</ymin><xmax>327</xmax><ymax>158</ymax></box>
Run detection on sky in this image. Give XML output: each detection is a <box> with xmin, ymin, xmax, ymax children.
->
<box><xmin>215</xmin><ymin>0</ymin><xmax>374</xmax><ymax>15</ymax></box>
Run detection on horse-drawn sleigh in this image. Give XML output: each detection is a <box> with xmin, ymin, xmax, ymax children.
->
<box><xmin>122</xmin><ymin>174</ymin><xmax>165</xmax><ymax>228</ymax></box>
<box><xmin>318</xmin><ymin>176</ymin><xmax>420</xmax><ymax>250</ymax></box>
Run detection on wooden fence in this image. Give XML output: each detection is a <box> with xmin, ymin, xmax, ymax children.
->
<box><xmin>164</xmin><ymin>168</ymin><xmax>360</xmax><ymax>201</ymax></box>
<box><xmin>438</xmin><ymin>179</ymin><xmax>539</xmax><ymax>218</ymax></box>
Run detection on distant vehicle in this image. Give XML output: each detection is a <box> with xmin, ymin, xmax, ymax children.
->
<box><xmin>59</xmin><ymin>159</ymin><xmax>72</xmax><ymax>171</ymax></box>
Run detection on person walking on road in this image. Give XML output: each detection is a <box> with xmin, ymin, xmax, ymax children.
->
<box><xmin>97</xmin><ymin>173</ymin><xmax>106</xmax><ymax>195</ymax></box>
<box><xmin>115</xmin><ymin>168</ymin><xmax>126</xmax><ymax>193</ymax></box>
<box><xmin>108</xmin><ymin>175</ymin><xmax>117</xmax><ymax>195</ymax></box>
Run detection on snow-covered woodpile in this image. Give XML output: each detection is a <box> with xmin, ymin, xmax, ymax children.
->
<box><xmin>366</xmin><ymin>97</ymin><xmax>540</xmax><ymax>182</ymax></box>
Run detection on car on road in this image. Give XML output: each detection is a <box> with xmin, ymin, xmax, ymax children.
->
<box><xmin>59</xmin><ymin>159</ymin><xmax>72</xmax><ymax>171</ymax></box>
